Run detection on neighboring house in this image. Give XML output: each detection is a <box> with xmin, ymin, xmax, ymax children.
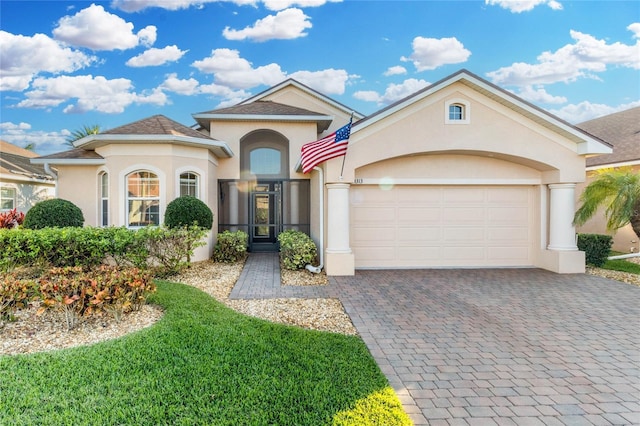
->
<box><xmin>0</xmin><ymin>140</ymin><xmax>55</xmax><ymax>213</ymax></box>
<box><xmin>32</xmin><ymin>70</ymin><xmax>611</xmax><ymax>274</ymax></box>
<box><xmin>575</xmin><ymin>107</ymin><xmax>640</xmax><ymax>253</ymax></box>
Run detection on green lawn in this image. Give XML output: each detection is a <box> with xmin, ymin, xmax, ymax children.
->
<box><xmin>0</xmin><ymin>281</ymin><xmax>411</xmax><ymax>426</ymax></box>
<box><xmin>602</xmin><ymin>258</ymin><xmax>640</xmax><ymax>274</ymax></box>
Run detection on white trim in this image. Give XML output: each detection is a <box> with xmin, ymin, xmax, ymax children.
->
<box><xmin>586</xmin><ymin>160</ymin><xmax>640</xmax><ymax>171</ymax></box>
<box><xmin>192</xmin><ymin>113</ymin><xmax>333</xmax><ymax>123</ymax></box>
<box><xmin>71</xmin><ymin>135</ymin><xmax>234</xmax><ymax>158</ymax></box>
<box><xmin>30</xmin><ymin>158</ymin><xmax>105</xmax><ymax>166</ymax></box>
<box><xmin>0</xmin><ymin>171</ymin><xmax>54</xmax><ymax>184</ymax></box>
<box><xmin>0</xmin><ymin>185</ymin><xmax>17</xmax><ymax>211</ymax></box>
<box><xmin>97</xmin><ymin>167</ymin><xmax>109</xmax><ymax>227</ymax></box>
<box><xmin>351</xmin><ymin>178</ymin><xmax>541</xmax><ymax>185</ymax></box>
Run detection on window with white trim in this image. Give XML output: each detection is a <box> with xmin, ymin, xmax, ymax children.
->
<box><xmin>100</xmin><ymin>172</ymin><xmax>109</xmax><ymax>226</ymax></box>
<box><xmin>445</xmin><ymin>99</ymin><xmax>470</xmax><ymax>124</ymax></box>
<box><xmin>126</xmin><ymin>171</ymin><xmax>160</xmax><ymax>227</ymax></box>
<box><xmin>179</xmin><ymin>172</ymin><xmax>199</xmax><ymax>198</ymax></box>
<box><xmin>1</xmin><ymin>187</ymin><xmax>16</xmax><ymax>211</ymax></box>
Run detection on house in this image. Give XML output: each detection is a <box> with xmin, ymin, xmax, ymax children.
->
<box><xmin>31</xmin><ymin>69</ymin><xmax>612</xmax><ymax>274</ymax></box>
<box><xmin>575</xmin><ymin>107</ymin><xmax>640</xmax><ymax>253</ymax></box>
<box><xmin>0</xmin><ymin>140</ymin><xmax>55</xmax><ymax>213</ymax></box>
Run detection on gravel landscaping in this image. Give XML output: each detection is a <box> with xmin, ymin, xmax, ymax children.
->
<box><xmin>2</xmin><ymin>258</ymin><xmax>637</xmax><ymax>356</ymax></box>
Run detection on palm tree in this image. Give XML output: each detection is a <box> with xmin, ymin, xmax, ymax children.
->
<box><xmin>574</xmin><ymin>168</ymin><xmax>640</xmax><ymax>238</ymax></box>
<box><xmin>66</xmin><ymin>124</ymin><xmax>100</xmax><ymax>147</ymax></box>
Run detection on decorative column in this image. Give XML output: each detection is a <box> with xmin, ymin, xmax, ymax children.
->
<box><xmin>547</xmin><ymin>183</ymin><xmax>578</xmax><ymax>250</ymax></box>
<box><xmin>228</xmin><ymin>181</ymin><xmax>238</xmax><ymax>232</ymax></box>
<box><xmin>290</xmin><ymin>181</ymin><xmax>299</xmax><ymax>231</ymax></box>
<box><xmin>325</xmin><ymin>183</ymin><xmax>355</xmax><ymax>275</ymax></box>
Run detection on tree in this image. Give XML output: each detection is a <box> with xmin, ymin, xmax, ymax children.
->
<box><xmin>66</xmin><ymin>124</ymin><xmax>100</xmax><ymax>147</ymax></box>
<box><xmin>573</xmin><ymin>168</ymin><xmax>640</xmax><ymax>238</ymax></box>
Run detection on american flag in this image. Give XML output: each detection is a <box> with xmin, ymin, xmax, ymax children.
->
<box><xmin>300</xmin><ymin>121</ymin><xmax>352</xmax><ymax>174</ymax></box>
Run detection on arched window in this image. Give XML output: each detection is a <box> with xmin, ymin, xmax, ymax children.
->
<box><xmin>99</xmin><ymin>172</ymin><xmax>109</xmax><ymax>226</ymax></box>
<box><xmin>250</xmin><ymin>148</ymin><xmax>281</xmax><ymax>175</ymax></box>
<box><xmin>127</xmin><ymin>171</ymin><xmax>160</xmax><ymax>227</ymax></box>
<box><xmin>445</xmin><ymin>99</ymin><xmax>471</xmax><ymax>124</ymax></box>
<box><xmin>180</xmin><ymin>172</ymin><xmax>199</xmax><ymax>198</ymax></box>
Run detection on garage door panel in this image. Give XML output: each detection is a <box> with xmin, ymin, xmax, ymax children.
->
<box><xmin>351</xmin><ymin>185</ymin><xmax>535</xmax><ymax>268</ymax></box>
<box><xmin>398</xmin><ymin>207</ymin><xmax>441</xmax><ymax>223</ymax></box>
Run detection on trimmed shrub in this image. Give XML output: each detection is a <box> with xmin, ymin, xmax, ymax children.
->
<box><xmin>138</xmin><ymin>225</ymin><xmax>208</xmax><ymax>276</ymax></box>
<box><xmin>213</xmin><ymin>230</ymin><xmax>248</xmax><ymax>263</ymax></box>
<box><xmin>577</xmin><ymin>233</ymin><xmax>613</xmax><ymax>267</ymax></box>
<box><xmin>164</xmin><ymin>196</ymin><xmax>213</xmax><ymax>230</ymax></box>
<box><xmin>278</xmin><ymin>230</ymin><xmax>317</xmax><ymax>270</ymax></box>
<box><xmin>23</xmin><ymin>199</ymin><xmax>84</xmax><ymax>229</ymax></box>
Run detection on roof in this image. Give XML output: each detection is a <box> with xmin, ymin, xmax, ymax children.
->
<box><xmin>193</xmin><ymin>100</ymin><xmax>334</xmax><ymax>132</ymax></box>
<box><xmin>577</xmin><ymin>107</ymin><xmax>640</xmax><ymax>168</ymax></box>
<box><xmin>32</xmin><ymin>115</ymin><xmax>234</xmax><ymax>165</ymax></box>
<box><xmin>0</xmin><ymin>140</ymin><xmax>55</xmax><ymax>182</ymax></box>
<box><xmin>353</xmin><ymin>69</ymin><xmax>612</xmax><ymax>156</ymax></box>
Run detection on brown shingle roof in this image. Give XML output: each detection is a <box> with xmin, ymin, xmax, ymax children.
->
<box><xmin>577</xmin><ymin>107</ymin><xmax>640</xmax><ymax>167</ymax></box>
<box><xmin>0</xmin><ymin>140</ymin><xmax>54</xmax><ymax>180</ymax></box>
<box><xmin>35</xmin><ymin>148</ymin><xmax>104</xmax><ymax>161</ymax></box>
<box><xmin>198</xmin><ymin>100</ymin><xmax>328</xmax><ymax>116</ymax></box>
<box><xmin>103</xmin><ymin>114</ymin><xmax>212</xmax><ymax>140</ymax></box>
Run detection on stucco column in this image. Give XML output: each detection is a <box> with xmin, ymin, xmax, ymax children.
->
<box><xmin>228</xmin><ymin>181</ymin><xmax>238</xmax><ymax>232</ymax></box>
<box><xmin>290</xmin><ymin>181</ymin><xmax>299</xmax><ymax>230</ymax></box>
<box><xmin>325</xmin><ymin>182</ymin><xmax>355</xmax><ymax>275</ymax></box>
<box><xmin>547</xmin><ymin>183</ymin><xmax>578</xmax><ymax>251</ymax></box>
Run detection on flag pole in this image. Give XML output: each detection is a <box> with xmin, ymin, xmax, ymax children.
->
<box><xmin>339</xmin><ymin>112</ymin><xmax>354</xmax><ymax>181</ymax></box>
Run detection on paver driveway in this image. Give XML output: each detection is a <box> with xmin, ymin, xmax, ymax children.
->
<box><xmin>330</xmin><ymin>269</ymin><xmax>640</xmax><ymax>426</ymax></box>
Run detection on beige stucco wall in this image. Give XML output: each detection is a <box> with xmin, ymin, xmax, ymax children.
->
<box><xmin>55</xmin><ymin>142</ymin><xmax>220</xmax><ymax>260</ymax></box>
<box><xmin>575</xmin><ymin>165</ymin><xmax>640</xmax><ymax>253</ymax></box>
<box><xmin>0</xmin><ymin>179</ymin><xmax>55</xmax><ymax>214</ymax></box>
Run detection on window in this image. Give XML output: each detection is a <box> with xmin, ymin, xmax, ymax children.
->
<box><xmin>1</xmin><ymin>187</ymin><xmax>16</xmax><ymax>211</ymax></box>
<box><xmin>180</xmin><ymin>172</ymin><xmax>199</xmax><ymax>198</ymax></box>
<box><xmin>100</xmin><ymin>172</ymin><xmax>109</xmax><ymax>226</ymax></box>
<box><xmin>127</xmin><ymin>171</ymin><xmax>160</xmax><ymax>227</ymax></box>
<box><xmin>449</xmin><ymin>104</ymin><xmax>464</xmax><ymax>121</ymax></box>
<box><xmin>445</xmin><ymin>99</ymin><xmax>470</xmax><ymax>124</ymax></box>
<box><xmin>250</xmin><ymin>148</ymin><xmax>281</xmax><ymax>175</ymax></box>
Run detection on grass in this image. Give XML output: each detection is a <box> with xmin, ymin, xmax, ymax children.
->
<box><xmin>0</xmin><ymin>280</ymin><xmax>411</xmax><ymax>426</ymax></box>
<box><xmin>601</xmin><ymin>258</ymin><xmax>640</xmax><ymax>274</ymax></box>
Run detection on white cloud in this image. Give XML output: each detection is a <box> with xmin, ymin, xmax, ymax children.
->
<box><xmin>383</xmin><ymin>66</ymin><xmax>407</xmax><ymax>76</ymax></box>
<box><xmin>487</xmin><ymin>28</ymin><xmax>640</xmax><ymax>87</ymax></box>
<box><xmin>111</xmin><ymin>0</ymin><xmax>255</xmax><ymax>12</ymax></box>
<box><xmin>629</xmin><ymin>22</ymin><xmax>640</xmax><ymax>39</ymax></box>
<box><xmin>223</xmin><ymin>8</ymin><xmax>312</xmax><ymax>42</ymax></box>
<box><xmin>0</xmin><ymin>121</ymin><xmax>70</xmax><ymax>155</ymax></box>
<box><xmin>126</xmin><ymin>45</ymin><xmax>188</xmax><ymax>67</ymax></box>
<box><xmin>16</xmin><ymin>75</ymin><xmax>167</xmax><ymax>113</ymax></box>
<box><xmin>516</xmin><ymin>85</ymin><xmax>567</xmax><ymax>104</ymax></box>
<box><xmin>485</xmin><ymin>0</ymin><xmax>562</xmax><ymax>13</ymax></box>
<box><xmin>0</xmin><ymin>31</ymin><xmax>95</xmax><ymax>91</ymax></box>
<box><xmin>52</xmin><ymin>4</ymin><xmax>157</xmax><ymax>50</ymax></box>
<box><xmin>192</xmin><ymin>48</ymin><xmax>286</xmax><ymax>89</ymax></box>
<box><xmin>550</xmin><ymin>100</ymin><xmax>640</xmax><ymax>124</ymax></box>
<box><xmin>262</xmin><ymin>0</ymin><xmax>342</xmax><ymax>11</ymax></box>
<box><xmin>354</xmin><ymin>78</ymin><xmax>430</xmax><ymax>106</ymax></box>
<box><xmin>401</xmin><ymin>36</ymin><xmax>471</xmax><ymax>71</ymax></box>
<box><xmin>289</xmin><ymin>69</ymin><xmax>352</xmax><ymax>95</ymax></box>
<box><xmin>160</xmin><ymin>73</ymin><xmax>200</xmax><ymax>95</ymax></box>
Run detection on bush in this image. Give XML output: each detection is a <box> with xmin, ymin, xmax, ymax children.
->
<box><xmin>23</xmin><ymin>199</ymin><xmax>84</xmax><ymax>229</ymax></box>
<box><xmin>0</xmin><ymin>275</ymin><xmax>37</xmax><ymax>323</ymax></box>
<box><xmin>213</xmin><ymin>230</ymin><xmax>248</xmax><ymax>263</ymax></box>
<box><xmin>577</xmin><ymin>233</ymin><xmax>613</xmax><ymax>267</ymax></box>
<box><xmin>164</xmin><ymin>196</ymin><xmax>213</xmax><ymax>230</ymax></box>
<box><xmin>278</xmin><ymin>230</ymin><xmax>317</xmax><ymax>270</ymax></box>
<box><xmin>138</xmin><ymin>225</ymin><xmax>208</xmax><ymax>276</ymax></box>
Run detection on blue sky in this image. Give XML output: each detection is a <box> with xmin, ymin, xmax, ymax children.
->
<box><xmin>1</xmin><ymin>0</ymin><xmax>639</xmax><ymax>155</ymax></box>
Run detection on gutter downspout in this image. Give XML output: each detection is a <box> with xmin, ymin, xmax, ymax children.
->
<box><xmin>305</xmin><ymin>166</ymin><xmax>324</xmax><ymax>274</ymax></box>
<box><xmin>43</xmin><ymin>162</ymin><xmax>58</xmax><ymax>197</ymax></box>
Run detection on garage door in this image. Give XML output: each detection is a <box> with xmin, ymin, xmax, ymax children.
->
<box><xmin>351</xmin><ymin>185</ymin><xmax>536</xmax><ymax>268</ymax></box>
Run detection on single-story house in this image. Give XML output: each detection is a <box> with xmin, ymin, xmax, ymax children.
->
<box><xmin>575</xmin><ymin>107</ymin><xmax>640</xmax><ymax>253</ymax></box>
<box><xmin>1</xmin><ymin>140</ymin><xmax>56</xmax><ymax>214</ymax></box>
<box><xmin>32</xmin><ymin>69</ymin><xmax>612</xmax><ymax>274</ymax></box>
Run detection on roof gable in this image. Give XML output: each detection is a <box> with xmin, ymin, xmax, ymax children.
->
<box><xmin>354</xmin><ymin>69</ymin><xmax>611</xmax><ymax>156</ymax></box>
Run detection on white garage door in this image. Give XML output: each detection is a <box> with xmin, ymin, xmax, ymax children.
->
<box><xmin>351</xmin><ymin>185</ymin><xmax>536</xmax><ymax>268</ymax></box>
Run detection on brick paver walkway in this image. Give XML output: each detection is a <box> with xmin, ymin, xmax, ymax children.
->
<box><xmin>231</xmin><ymin>254</ymin><xmax>640</xmax><ymax>425</ymax></box>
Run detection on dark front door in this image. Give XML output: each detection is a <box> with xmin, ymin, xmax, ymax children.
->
<box><xmin>249</xmin><ymin>182</ymin><xmax>281</xmax><ymax>252</ymax></box>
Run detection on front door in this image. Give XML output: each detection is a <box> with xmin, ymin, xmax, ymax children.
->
<box><xmin>249</xmin><ymin>182</ymin><xmax>281</xmax><ymax>251</ymax></box>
